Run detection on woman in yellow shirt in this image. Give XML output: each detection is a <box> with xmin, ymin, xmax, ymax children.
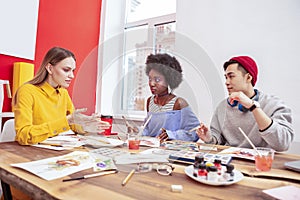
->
<box><xmin>13</xmin><ymin>46</ymin><xmax>110</xmax><ymax>145</ymax></box>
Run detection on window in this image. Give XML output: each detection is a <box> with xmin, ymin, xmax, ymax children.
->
<box><xmin>121</xmin><ymin>0</ymin><xmax>176</xmax><ymax>116</ymax></box>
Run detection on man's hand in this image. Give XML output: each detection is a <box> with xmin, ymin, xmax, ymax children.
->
<box><xmin>196</xmin><ymin>123</ymin><xmax>212</xmax><ymax>143</ymax></box>
<box><xmin>229</xmin><ymin>91</ymin><xmax>253</xmax><ymax>109</ymax></box>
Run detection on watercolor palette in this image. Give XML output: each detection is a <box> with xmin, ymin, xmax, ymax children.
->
<box><xmin>90</xmin><ymin>147</ymin><xmax>130</xmax><ymax>159</ymax></box>
<box><xmin>168</xmin><ymin>150</ymin><xmax>232</xmax><ymax>165</ymax></box>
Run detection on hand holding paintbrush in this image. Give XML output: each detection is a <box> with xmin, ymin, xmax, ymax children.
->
<box><xmin>122</xmin><ymin>116</ymin><xmax>139</xmax><ymax>133</ymax></box>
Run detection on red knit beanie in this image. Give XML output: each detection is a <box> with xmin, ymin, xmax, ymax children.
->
<box><xmin>230</xmin><ymin>56</ymin><xmax>258</xmax><ymax>86</ymax></box>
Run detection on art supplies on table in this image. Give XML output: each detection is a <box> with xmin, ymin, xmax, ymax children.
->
<box><xmin>162</xmin><ymin>141</ymin><xmax>199</xmax><ymax>151</ymax></box>
<box><xmin>89</xmin><ymin>151</ymin><xmax>118</xmax><ymax>172</ymax></box>
<box><xmin>11</xmin><ymin>151</ymin><xmax>94</xmax><ymax>181</ymax></box>
<box><xmin>198</xmin><ymin>145</ymin><xmax>218</xmax><ymax>151</ymax></box>
<box><xmin>218</xmin><ymin>147</ymin><xmax>256</xmax><ymax>161</ymax></box>
<box><xmin>140</xmin><ymin>148</ymin><xmax>176</xmax><ymax>156</ymax></box>
<box><xmin>185</xmin><ymin>165</ymin><xmax>244</xmax><ymax>186</ymax></box>
<box><xmin>33</xmin><ymin>133</ymin><xmax>84</xmax><ymax>150</ymax></box>
<box><xmin>284</xmin><ymin>160</ymin><xmax>300</xmax><ymax>173</ymax></box>
<box><xmin>114</xmin><ymin>153</ymin><xmax>169</xmax><ymax>165</ymax></box>
<box><xmin>139</xmin><ymin>136</ymin><xmax>160</xmax><ymax>148</ymax></box>
<box><xmin>122</xmin><ymin>169</ymin><xmax>135</xmax><ymax>186</ymax></box>
<box><xmin>89</xmin><ymin>148</ymin><xmax>130</xmax><ymax>159</ymax></box>
<box><xmin>63</xmin><ymin>169</ymin><xmax>118</xmax><ymax>182</ymax></box>
<box><xmin>168</xmin><ymin>150</ymin><xmax>232</xmax><ymax>165</ymax></box>
<box><xmin>79</xmin><ymin>134</ymin><xmax>124</xmax><ymax>148</ymax></box>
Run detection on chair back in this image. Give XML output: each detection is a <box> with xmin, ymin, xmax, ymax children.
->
<box><xmin>0</xmin><ymin>80</ymin><xmax>14</xmax><ymax>134</ymax></box>
<box><xmin>0</xmin><ymin>119</ymin><xmax>16</xmax><ymax>142</ymax></box>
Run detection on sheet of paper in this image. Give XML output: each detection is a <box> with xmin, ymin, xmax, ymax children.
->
<box><xmin>32</xmin><ymin>144</ymin><xmax>67</xmax><ymax>151</ymax></box>
<box><xmin>219</xmin><ymin>147</ymin><xmax>256</xmax><ymax>160</ymax></box>
<box><xmin>79</xmin><ymin>135</ymin><xmax>124</xmax><ymax>148</ymax></box>
<box><xmin>262</xmin><ymin>185</ymin><xmax>300</xmax><ymax>200</ymax></box>
<box><xmin>33</xmin><ymin>134</ymin><xmax>84</xmax><ymax>150</ymax></box>
<box><xmin>59</xmin><ymin>129</ymin><xmax>76</xmax><ymax>135</ymax></box>
<box><xmin>11</xmin><ymin>151</ymin><xmax>94</xmax><ymax>181</ymax></box>
<box><xmin>89</xmin><ymin>152</ymin><xmax>117</xmax><ymax>172</ymax></box>
<box><xmin>114</xmin><ymin>154</ymin><xmax>169</xmax><ymax>165</ymax></box>
<box><xmin>139</xmin><ymin>137</ymin><xmax>160</xmax><ymax>148</ymax></box>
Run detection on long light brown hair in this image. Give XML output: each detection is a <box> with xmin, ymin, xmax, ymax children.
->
<box><xmin>29</xmin><ymin>47</ymin><xmax>76</xmax><ymax>85</ymax></box>
<box><xmin>13</xmin><ymin>47</ymin><xmax>76</xmax><ymax>105</ymax></box>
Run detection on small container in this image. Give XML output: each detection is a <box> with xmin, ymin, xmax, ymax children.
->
<box><xmin>255</xmin><ymin>147</ymin><xmax>274</xmax><ymax>172</ymax></box>
<box><xmin>198</xmin><ymin>163</ymin><xmax>207</xmax><ymax>179</ymax></box>
<box><xmin>207</xmin><ymin>166</ymin><xmax>218</xmax><ymax>182</ymax></box>
<box><xmin>171</xmin><ymin>185</ymin><xmax>183</xmax><ymax>193</ymax></box>
<box><xmin>223</xmin><ymin>164</ymin><xmax>235</xmax><ymax>181</ymax></box>
<box><xmin>127</xmin><ymin>133</ymin><xmax>140</xmax><ymax>150</ymax></box>
<box><xmin>195</xmin><ymin>154</ymin><xmax>204</xmax><ymax>165</ymax></box>
<box><xmin>100</xmin><ymin>115</ymin><xmax>113</xmax><ymax>135</ymax></box>
<box><xmin>214</xmin><ymin>159</ymin><xmax>222</xmax><ymax>175</ymax></box>
<box><xmin>193</xmin><ymin>163</ymin><xmax>200</xmax><ymax>177</ymax></box>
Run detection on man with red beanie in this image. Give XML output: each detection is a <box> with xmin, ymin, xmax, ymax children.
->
<box><xmin>196</xmin><ymin>56</ymin><xmax>294</xmax><ymax>152</ymax></box>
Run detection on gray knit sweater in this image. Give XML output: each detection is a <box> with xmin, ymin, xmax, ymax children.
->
<box><xmin>210</xmin><ymin>90</ymin><xmax>294</xmax><ymax>152</ymax></box>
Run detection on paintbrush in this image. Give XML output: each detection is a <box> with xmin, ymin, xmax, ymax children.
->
<box><xmin>62</xmin><ymin>169</ymin><xmax>118</xmax><ymax>182</ymax></box>
<box><xmin>122</xmin><ymin>116</ymin><xmax>139</xmax><ymax>133</ymax></box>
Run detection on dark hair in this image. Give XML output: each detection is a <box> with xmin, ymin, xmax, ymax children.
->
<box><xmin>223</xmin><ymin>60</ymin><xmax>248</xmax><ymax>75</ymax></box>
<box><xmin>28</xmin><ymin>47</ymin><xmax>76</xmax><ymax>85</ymax></box>
<box><xmin>145</xmin><ymin>53</ymin><xmax>183</xmax><ymax>89</ymax></box>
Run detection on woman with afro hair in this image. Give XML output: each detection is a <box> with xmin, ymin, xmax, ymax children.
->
<box><xmin>142</xmin><ymin>53</ymin><xmax>200</xmax><ymax>142</ymax></box>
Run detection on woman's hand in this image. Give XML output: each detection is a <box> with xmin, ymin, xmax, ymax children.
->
<box><xmin>196</xmin><ymin>123</ymin><xmax>212</xmax><ymax>143</ymax></box>
<box><xmin>67</xmin><ymin>108</ymin><xmax>111</xmax><ymax>133</ymax></box>
<box><xmin>157</xmin><ymin>128</ymin><xmax>169</xmax><ymax>143</ymax></box>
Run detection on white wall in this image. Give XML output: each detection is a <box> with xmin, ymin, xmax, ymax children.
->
<box><xmin>97</xmin><ymin>0</ymin><xmax>126</xmax><ymax>116</ymax></box>
<box><xmin>98</xmin><ymin>0</ymin><xmax>300</xmax><ymax>148</ymax></box>
<box><xmin>176</xmin><ymin>0</ymin><xmax>300</xmax><ymax>144</ymax></box>
<box><xmin>0</xmin><ymin>0</ymin><xmax>39</xmax><ymax>60</ymax></box>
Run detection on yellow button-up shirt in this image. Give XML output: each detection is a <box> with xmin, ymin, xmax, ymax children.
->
<box><xmin>14</xmin><ymin>82</ymin><xmax>75</xmax><ymax>145</ymax></box>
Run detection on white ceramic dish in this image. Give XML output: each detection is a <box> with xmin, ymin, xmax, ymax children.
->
<box><xmin>184</xmin><ymin>165</ymin><xmax>244</xmax><ymax>186</ymax></box>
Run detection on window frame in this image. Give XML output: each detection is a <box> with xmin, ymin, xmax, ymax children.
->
<box><xmin>121</xmin><ymin>13</ymin><xmax>176</xmax><ymax>118</ymax></box>
<box><xmin>96</xmin><ymin>0</ymin><xmax>176</xmax><ymax>121</ymax></box>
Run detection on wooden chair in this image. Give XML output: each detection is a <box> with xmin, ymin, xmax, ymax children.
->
<box><xmin>0</xmin><ymin>80</ymin><xmax>14</xmax><ymax>142</ymax></box>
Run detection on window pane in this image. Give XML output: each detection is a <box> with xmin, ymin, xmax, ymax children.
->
<box><xmin>126</xmin><ymin>0</ymin><xmax>176</xmax><ymax>23</ymax></box>
<box><xmin>121</xmin><ymin>22</ymin><xmax>176</xmax><ymax>112</ymax></box>
<box><xmin>154</xmin><ymin>22</ymin><xmax>176</xmax><ymax>54</ymax></box>
<box><xmin>121</xmin><ymin>0</ymin><xmax>176</xmax><ymax>114</ymax></box>
<box><xmin>122</xmin><ymin>25</ymin><xmax>152</xmax><ymax>111</ymax></box>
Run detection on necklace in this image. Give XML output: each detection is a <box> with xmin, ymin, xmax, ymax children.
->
<box><xmin>157</xmin><ymin>91</ymin><xmax>170</xmax><ymax>97</ymax></box>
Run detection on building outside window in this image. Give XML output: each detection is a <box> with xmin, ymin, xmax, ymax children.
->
<box><xmin>122</xmin><ymin>0</ymin><xmax>176</xmax><ymax>115</ymax></box>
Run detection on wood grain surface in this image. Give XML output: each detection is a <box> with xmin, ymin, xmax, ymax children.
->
<box><xmin>1</xmin><ymin>142</ymin><xmax>300</xmax><ymax>200</ymax></box>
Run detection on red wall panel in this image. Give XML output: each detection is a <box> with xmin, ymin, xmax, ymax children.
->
<box><xmin>0</xmin><ymin>55</ymin><xmax>33</xmax><ymax>112</ymax></box>
<box><xmin>0</xmin><ymin>0</ymin><xmax>102</xmax><ymax>115</ymax></box>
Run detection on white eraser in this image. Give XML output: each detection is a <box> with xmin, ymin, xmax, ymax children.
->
<box><xmin>171</xmin><ymin>185</ymin><xmax>183</xmax><ymax>193</ymax></box>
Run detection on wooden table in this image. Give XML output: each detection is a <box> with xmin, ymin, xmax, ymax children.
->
<box><xmin>0</xmin><ymin>142</ymin><xmax>300</xmax><ymax>200</ymax></box>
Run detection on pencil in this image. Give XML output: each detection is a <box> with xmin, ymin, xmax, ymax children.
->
<box><xmin>121</xmin><ymin>169</ymin><xmax>135</xmax><ymax>186</ymax></box>
<box><xmin>62</xmin><ymin>169</ymin><xmax>118</xmax><ymax>182</ymax></box>
<box><xmin>38</xmin><ymin>143</ymin><xmax>63</xmax><ymax>147</ymax></box>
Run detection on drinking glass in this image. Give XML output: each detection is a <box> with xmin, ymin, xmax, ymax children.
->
<box><xmin>255</xmin><ymin>147</ymin><xmax>274</xmax><ymax>171</ymax></box>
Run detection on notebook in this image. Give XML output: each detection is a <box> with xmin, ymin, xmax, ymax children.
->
<box><xmin>284</xmin><ymin>160</ymin><xmax>300</xmax><ymax>173</ymax></box>
<box><xmin>263</xmin><ymin>185</ymin><xmax>300</xmax><ymax>200</ymax></box>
